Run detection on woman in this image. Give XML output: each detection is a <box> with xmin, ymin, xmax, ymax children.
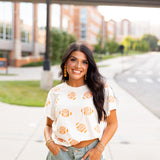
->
<box><xmin>44</xmin><ymin>42</ymin><xmax>118</xmax><ymax>160</ymax></box>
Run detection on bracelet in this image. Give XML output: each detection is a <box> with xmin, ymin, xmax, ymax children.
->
<box><xmin>98</xmin><ymin>142</ymin><xmax>105</xmax><ymax>150</ymax></box>
<box><xmin>95</xmin><ymin>146</ymin><xmax>104</xmax><ymax>153</ymax></box>
<box><xmin>95</xmin><ymin>142</ymin><xmax>105</xmax><ymax>153</ymax></box>
<box><xmin>46</xmin><ymin>138</ymin><xmax>54</xmax><ymax>147</ymax></box>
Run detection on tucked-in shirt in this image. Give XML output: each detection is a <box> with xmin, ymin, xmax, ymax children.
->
<box><xmin>44</xmin><ymin>82</ymin><xmax>117</xmax><ymax>146</ymax></box>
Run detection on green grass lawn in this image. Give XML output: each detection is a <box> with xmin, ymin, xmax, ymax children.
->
<box><xmin>0</xmin><ymin>80</ymin><xmax>60</xmax><ymax>107</ymax></box>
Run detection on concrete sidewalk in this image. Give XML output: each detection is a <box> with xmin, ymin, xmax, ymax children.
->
<box><xmin>0</xmin><ymin>54</ymin><xmax>160</xmax><ymax>160</ymax></box>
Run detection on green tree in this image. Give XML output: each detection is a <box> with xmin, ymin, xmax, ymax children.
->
<box><xmin>133</xmin><ymin>39</ymin><xmax>149</xmax><ymax>52</ymax></box>
<box><xmin>105</xmin><ymin>39</ymin><xmax>119</xmax><ymax>54</ymax></box>
<box><xmin>50</xmin><ymin>28</ymin><xmax>77</xmax><ymax>62</ymax></box>
<box><xmin>141</xmin><ymin>34</ymin><xmax>158</xmax><ymax>51</ymax></box>
<box><xmin>50</xmin><ymin>28</ymin><xmax>64</xmax><ymax>61</ymax></box>
<box><xmin>60</xmin><ymin>31</ymin><xmax>69</xmax><ymax>59</ymax></box>
<box><xmin>121</xmin><ymin>36</ymin><xmax>135</xmax><ymax>52</ymax></box>
<box><xmin>94</xmin><ymin>32</ymin><xmax>103</xmax><ymax>54</ymax></box>
<box><xmin>68</xmin><ymin>34</ymin><xmax>77</xmax><ymax>44</ymax></box>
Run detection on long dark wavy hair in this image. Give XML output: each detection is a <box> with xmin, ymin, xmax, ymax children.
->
<box><xmin>59</xmin><ymin>42</ymin><xmax>106</xmax><ymax>122</ymax></box>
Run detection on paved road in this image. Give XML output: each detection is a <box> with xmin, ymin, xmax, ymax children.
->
<box><xmin>115</xmin><ymin>52</ymin><xmax>160</xmax><ymax>118</ymax></box>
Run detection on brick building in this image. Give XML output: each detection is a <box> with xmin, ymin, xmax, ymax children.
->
<box><xmin>73</xmin><ymin>6</ymin><xmax>105</xmax><ymax>49</ymax></box>
<box><xmin>0</xmin><ymin>3</ymin><xmax>105</xmax><ymax>67</ymax></box>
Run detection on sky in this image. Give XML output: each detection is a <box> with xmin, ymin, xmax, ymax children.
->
<box><xmin>0</xmin><ymin>2</ymin><xmax>160</xmax><ymax>26</ymax></box>
<box><xmin>98</xmin><ymin>6</ymin><xmax>160</xmax><ymax>25</ymax></box>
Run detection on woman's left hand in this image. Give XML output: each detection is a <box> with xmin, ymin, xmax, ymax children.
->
<box><xmin>81</xmin><ymin>148</ymin><xmax>102</xmax><ymax>160</ymax></box>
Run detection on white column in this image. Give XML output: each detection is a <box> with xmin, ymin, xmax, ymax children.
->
<box><xmin>33</xmin><ymin>3</ymin><xmax>39</xmax><ymax>57</ymax></box>
<box><xmin>13</xmin><ymin>2</ymin><xmax>21</xmax><ymax>60</ymax></box>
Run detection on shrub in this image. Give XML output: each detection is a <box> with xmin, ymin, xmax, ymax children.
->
<box><xmin>105</xmin><ymin>40</ymin><xmax>119</xmax><ymax>54</ymax></box>
<box><xmin>141</xmin><ymin>34</ymin><xmax>158</xmax><ymax>51</ymax></box>
<box><xmin>50</xmin><ymin>28</ymin><xmax>76</xmax><ymax>62</ymax></box>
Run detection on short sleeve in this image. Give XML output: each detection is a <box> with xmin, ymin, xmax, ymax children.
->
<box><xmin>103</xmin><ymin>81</ymin><xmax>118</xmax><ymax>117</ymax></box>
<box><xmin>44</xmin><ymin>89</ymin><xmax>55</xmax><ymax>121</ymax></box>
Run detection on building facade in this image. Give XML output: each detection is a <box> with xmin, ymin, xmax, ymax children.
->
<box><xmin>0</xmin><ymin>3</ymin><xmax>105</xmax><ymax>66</ymax></box>
<box><xmin>1</xmin><ymin>2</ymin><xmax>158</xmax><ymax>67</ymax></box>
<box><xmin>105</xmin><ymin>19</ymin><xmax>117</xmax><ymax>40</ymax></box>
<box><xmin>105</xmin><ymin>18</ymin><xmax>160</xmax><ymax>43</ymax></box>
<box><xmin>60</xmin><ymin>5</ymin><xmax>75</xmax><ymax>34</ymax></box>
<box><xmin>0</xmin><ymin>2</ymin><xmax>45</xmax><ymax>67</ymax></box>
<box><xmin>73</xmin><ymin>6</ymin><xmax>104</xmax><ymax>49</ymax></box>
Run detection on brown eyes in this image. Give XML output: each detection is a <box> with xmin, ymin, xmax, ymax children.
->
<box><xmin>70</xmin><ymin>58</ymin><xmax>76</xmax><ymax>62</ymax></box>
<box><xmin>83</xmin><ymin>61</ymin><xmax>88</xmax><ymax>64</ymax></box>
<box><xmin>70</xmin><ymin>58</ymin><xmax>88</xmax><ymax>65</ymax></box>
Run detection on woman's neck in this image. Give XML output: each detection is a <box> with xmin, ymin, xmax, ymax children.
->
<box><xmin>67</xmin><ymin>79</ymin><xmax>85</xmax><ymax>87</ymax></box>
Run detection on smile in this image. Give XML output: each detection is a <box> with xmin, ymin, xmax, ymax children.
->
<box><xmin>72</xmin><ymin>70</ymin><xmax>82</xmax><ymax>74</ymax></box>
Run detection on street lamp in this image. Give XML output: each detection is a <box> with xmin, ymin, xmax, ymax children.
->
<box><xmin>40</xmin><ymin>0</ymin><xmax>53</xmax><ymax>90</ymax></box>
<box><xmin>43</xmin><ymin>0</ymin><xmax>50</xmax><ymax>71</ymax></box>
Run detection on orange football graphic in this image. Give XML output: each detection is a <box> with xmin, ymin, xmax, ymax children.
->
<box><xmin>76</xmin><ymin>122</ymin><xmax>87</xmax><ymax>133</ymax></box>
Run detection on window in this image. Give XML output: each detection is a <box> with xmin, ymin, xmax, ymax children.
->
<box><xmin>51</xmin><ymin>4</ymin><xmax>60</xmax><ymax>28</ymax></box>
<box><xmin>0</xmin><ymin>23</ymin><xmax>12</xmax><ymax>40</ymax></box>
<box><xmin>63</xmin><ymin>5</ymin><xmax>69</xmax><ymax>10</ymax></box>
<box><xmin>80</xmin><ymin>8</ymin><xmax>88</xmax><ymax>40</ymax></box>
<box><xmin>81</xmin><ymin>30</ymin><xmax>87</xmax><ymax>39</ymax></box>
<box><xmin>62</xmin><ymin>16</ymin><xmax>69</xmax><ymax>31</ymax></box>
<box><xmin>91</xmin><ymin>11</ymin><xmax>101</xmax><ymax>25</ymax></box>
<box><xmin>6</xmin><ymin>24</ymin><xmax>12</xmax><ymax>40</ymax></box>
<box><xmin>0</xmin><ymin>2</ymin><xmax>13</xmax><ymax>40</ymax></box>
<box><xmin>80</xmin><ymin>8</ymin><xmax>87</xmax><ymax>23</ymax></box>
<box><xmin>90</xmin><ymin>23</ymin><xmax>99</xmax><ymax>34</ymax></box>
<box><xmin>20</xmin><ymin>3</ymin><xmax>33</xmax><ymax>43</ymax></box>
<box><xmin>0</xmin><ymin>23</ymin><xmax>3</xmax><ymax>39</ymax></box>
<box><xmin>22</xmin><ymin>51</ymin><xmax>31</xmax><ymax>57</ymax></box>
<box><xmin>21</xmin><ymin>29</ymin><xmax>30</xmax><ymax>43</ymax></box>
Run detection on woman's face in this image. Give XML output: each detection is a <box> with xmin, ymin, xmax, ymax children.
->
<box><xmin>66</xmin><ymin>51</ymin><xmax>89</xmax><ymax>82</ymax></box>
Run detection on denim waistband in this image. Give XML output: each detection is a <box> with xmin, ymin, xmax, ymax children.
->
<box><xmin>46</xmin><ymin>139</ymin><xmax>102</xmax><ymax>160</ymax></box>
<box><xmin>67</xmin><ymin>139</ymin><xmax>99</xmax><ymax>151</ymax></box>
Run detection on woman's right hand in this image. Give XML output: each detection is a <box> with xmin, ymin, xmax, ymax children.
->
<box><xmin>47</xmin><ymin>141</ymin><xmax>68</xmax><ymax>156</ymax></box>
<box><xmin>44</xmin><ymin>118</ymin><xmax>68</xmax><ymax>155</ymax></box>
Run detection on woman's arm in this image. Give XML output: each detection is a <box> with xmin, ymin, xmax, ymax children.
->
<box><xmin>44</xmin><ymin>117</ymin><xmax>68</xmax><ymax>155</ymax></box>
<box><xmin>44</xmin><ymin>117</ymin><xmax>53</xmax><ymax>142</ymax></box>
<box><xmin>99</xmin><ymin>109</ymin><xmax>118</xmax><ymax>147</ymax></box>
<box><xmin>81</xmin><ymin>109</ymin><xmax>118</xmax><ymax>160</ymax></box>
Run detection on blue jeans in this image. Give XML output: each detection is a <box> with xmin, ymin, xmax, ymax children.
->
<box><xmin>46</xmin><ymin>139</ymin><xmax>103</xmax><ymax>160</ymax></box>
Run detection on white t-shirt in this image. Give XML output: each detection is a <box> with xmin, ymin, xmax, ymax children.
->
<box><xmin>44</xmin><ymin>82</ymin><xmax>117</xmax><ymax>146</ymax></box>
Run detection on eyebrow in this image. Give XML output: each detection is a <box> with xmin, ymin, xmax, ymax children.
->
<box><xmin>69</xmin><ymin>55</ymin><xmax>88</xmax><ymax>61</ymax></box>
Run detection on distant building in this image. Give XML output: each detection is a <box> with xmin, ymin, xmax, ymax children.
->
<box><xmin>116</xmin><ymin>19</ymin><xmax>131</xmax><ymax>42</ymax></box>
<box><xmin>131</xmin><ymin>20</ymin><xmax>150</xmax><ymax>38</ymax></box>
<box><xmin>60</xmin><ymin>5</ymin><xmax>75</xmax><ymax>34</ymax></box>
<box><xmin>105</xmin><ymin>19</ymin><xmax>117</xmax><ymax>40</ymax></box>
<box><xmin>105</xmin><ymin>18</ymin><xmax>160</xmax><ymax>43</ymax></box>
<box><xmin>73</xmin><ymin>6</ymin><xmax>104</xmax><ymax>49</ymax></box>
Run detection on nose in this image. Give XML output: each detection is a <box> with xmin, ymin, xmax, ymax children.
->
<box><xmin>76</xmin><ymin>61</ymin><xmax>81</xmax><ymax>68</ymax></box>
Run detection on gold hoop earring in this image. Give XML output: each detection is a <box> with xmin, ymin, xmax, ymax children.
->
<box><xmin>64</xmin><ymin>64</ymin><xmax>67</xmax><ymax>77</ymax></box>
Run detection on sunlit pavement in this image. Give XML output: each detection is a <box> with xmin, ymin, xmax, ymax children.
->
<box><xmin>0</xmin><ymin>53</ymin><xmax>160</xmax><ymax>160</ymax></box>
